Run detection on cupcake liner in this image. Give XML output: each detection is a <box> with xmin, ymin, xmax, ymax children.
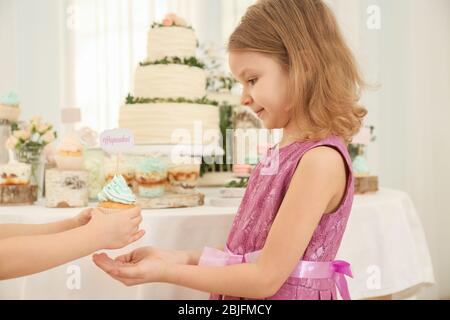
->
<box><xmin>96</xmin><ymin>205</ymin><xmax>136</xmax><ymax>214</ymax></box>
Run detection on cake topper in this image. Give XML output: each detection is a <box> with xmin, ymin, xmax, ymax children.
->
<box><xmin>100</xmin><ymin>128</ymin><xmax>134</xmax><ymax>177</ymax></box>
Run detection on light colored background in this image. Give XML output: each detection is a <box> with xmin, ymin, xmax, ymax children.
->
<box><xmin>0</xmin><ymin>0</ymin><xmax>449</xmax><ymax>299</ymax></box>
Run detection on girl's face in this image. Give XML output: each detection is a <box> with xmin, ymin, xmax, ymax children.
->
<box><xmin>229</xmin><ymin>51</ymin><xmax>291</xmax><ymax>129</ymax></box>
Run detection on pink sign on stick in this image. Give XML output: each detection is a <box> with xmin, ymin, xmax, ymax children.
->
<box><xmin>100</xmin><ymin>129</ymin><xmax>134</xmax><ymax>154</ymax></box>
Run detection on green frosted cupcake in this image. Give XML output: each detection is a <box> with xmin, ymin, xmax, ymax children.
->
<box><xmin>135</xmin><ymin>157</ymin><xmax>168</xmax><ymax>198</ymax></box>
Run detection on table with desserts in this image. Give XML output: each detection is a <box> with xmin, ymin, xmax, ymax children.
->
<box><xmin>0</xmin><ymin>188</ymin><xmax>435</xmax><ymax>300</ymax></box>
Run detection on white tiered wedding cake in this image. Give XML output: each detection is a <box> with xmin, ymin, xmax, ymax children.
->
<box><xmin>119</xmin><ymin>14</ymin><xmax>219</xmax><ymax>146</ymax></box>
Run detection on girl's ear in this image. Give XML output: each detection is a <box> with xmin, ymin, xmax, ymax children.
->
<box><xmin>283</xmin><ymin>92</ymin><xmax>296</xmax><ymax>113</ymax></box>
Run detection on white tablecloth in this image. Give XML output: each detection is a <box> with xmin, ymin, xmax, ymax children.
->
<box><xmin>0</xmin><ymin>188</ymin><xmax>435</xmax><ymax>300</ymax></box>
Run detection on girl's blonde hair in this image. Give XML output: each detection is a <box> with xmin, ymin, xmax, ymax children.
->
<box><xmin>228</xmin><ymin>0</ymin><xmax>368</xmax><ymax>143</ymax></box>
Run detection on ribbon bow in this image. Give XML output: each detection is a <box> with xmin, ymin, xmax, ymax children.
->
<box><xmin>330</xmin><ymin>260</ymin><xmax>353</xmax><ymax>300</ymax></box>
<box><xmin>198</xmin><ymin>247</ymin><xmax>353</xmax><ymax>300</ymax></box>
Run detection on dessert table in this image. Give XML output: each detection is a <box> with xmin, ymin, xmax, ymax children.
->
<box><xmin>0</xmin><ymin>188</ymin><xmax>435</xmax><ymax>300</ymax></box>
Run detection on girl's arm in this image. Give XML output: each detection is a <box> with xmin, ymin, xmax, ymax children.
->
<box><xmin>95</xmin><ymin>147</ymin><xmax>346</xmax><ymax>299</ymax></box>
<box><xmin>163</xmin><ymin>147</ymin><xmax>346</xmax><ymax>298</ymax></box>
<box><xmin>0</xmin><ymin>209</ymin><xmax>91</xmax><ymax>240</ymax></box>
<box><xmin>185</xmin><ymin>245</ymin><xmax>225</xmax><ymax>265</ymax></box>
<box><xmin>0</xmin><ymin>207</ymin><xmax>144</xmax><ymax>280</ymax></box>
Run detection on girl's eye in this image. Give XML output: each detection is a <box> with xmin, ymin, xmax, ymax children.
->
<box><xmin>247</xmin><ymin>78</ymin><xmax>258</xmax><ymax>86</ymax></box>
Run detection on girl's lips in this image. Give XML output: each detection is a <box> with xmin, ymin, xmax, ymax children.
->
<box><xmin>256</xmin><ymin>109</ymin><xmax>264</xmax><ymax>118</ymax></box>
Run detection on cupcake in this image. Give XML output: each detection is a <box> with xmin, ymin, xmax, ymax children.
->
<box><xmin>0</xmin><ymin>161</ymin><xmax>31</xmax><ymax>185</ymax></box>
<box><xmin>353</xmin><ymin>155</ymin><xmax>370</xmax><ymax>177</ymax></box>
<box><xmin>167</xmin><ymin>163</ymin><xmax>200</xmax><ymax>194</ymax></box>
<box><xmin>135</xmin><ymin>156</ymin><xmax>168</xmax><ymax>198</ymax></box>
<box><xmin>104</xmin><ymin>155</ymin><xmax>135</xmax><ymax>187</ymax></box>
<box><xmin>97</xmin><ymin>175</ymin><xmax>136</xmax><ymax>213</ymax></box>
<box><xmin>233</xmin><ymin>156</ymin><xmax>257</xmax><ymax>178</ymax></box>
<box><xmin>55</xmin><ymin>133</ymin><xmax>84</xmax><ymax>170</ymax></box>
<box><xmin>0</xmin><ymin>91</ymin><xmax>21</xmax><ymax>122</ymax></box>
<box><xmin>0</xmin><ymin>160</ymin><xmax>35</xmax><ymax>205</ymax></box>
<box><xmin>232</xmin><ymin>164</ymin><xmax>253</xmax><ymax>177</ymax></box>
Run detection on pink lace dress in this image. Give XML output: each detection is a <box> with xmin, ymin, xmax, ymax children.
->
<box><xmin>200</xmin><ymin>135</ymin><xmax>355</xmax><ymax>300</ymax></box>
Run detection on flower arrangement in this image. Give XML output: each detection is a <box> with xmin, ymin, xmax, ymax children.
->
<box><xmin>196</xmin><ymin>43</ymin><xmax>241</xmax><ymax>176</ymax></box>
<box><xmin>348</xmin><ymin>126</ymin><xmax>376</xmax><ymax>177</ymax></box>
<box><xmin>348</xmin><ymin>126</ymin><xmax>376</xmax><ymax>161</ymax></box>
<box><xmin>151</xmin><ymin>13</ymin><xmax>193</xmax><ymax>29</ymax></box>
<box><xmin>5</xmin><ymin>116</ymin><xmax>57</xmax><ymax>193</ymax></box>
<box><xmin>198</xmin><ymin>43</ymin><xmax>241</xmax><ymax>93</ymax></box>
<box><xmin>5</xmin><ymin>116</ymin><xmax>57</xmax><ymax>152</ymax></box>
<box><xmin>207</xmin><ymin>74</ymin><xmax>239</xmax><ymax>93</ymax></box>
<box><xmin>200</xmin><ymin>102</ymin><xmax>234</xmax><ymax>177</ymax></box>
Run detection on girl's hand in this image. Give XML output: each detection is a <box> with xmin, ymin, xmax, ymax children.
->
<box><xmin>92</xmin><ymin>248</ymin><xmax>170</xmax><ymax>286</ymax></box>
<box><xmin>87</xmin><ymin>207</ymin><xmax>145</xmax><ymax>250</ymax></box>
<box><xmin>120</xmin><ymin>247</ymin><xmax>190</xmax><ymax>265</ymax></box>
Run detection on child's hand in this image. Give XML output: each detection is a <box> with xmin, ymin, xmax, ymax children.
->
<box><xmin>118</xmin><ymin>247</ymin><xmax>190</xmax><ymax>265</ymax></box>
<box><xmin>92</xmin><ymin>246</ymin><xmax>180</xmax><ymax>286</ymax></box>
<box><xmin>87</xmin><ymin>207</ymin><xmax>145</xmax><ymax>250</ymax></box>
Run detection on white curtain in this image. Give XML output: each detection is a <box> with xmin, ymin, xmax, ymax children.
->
<box><xmin>69</xmin><ymin>0</ymin><xmax>255</xmax><ymax>133</ymax></box>
<box><xmin>71</xmin><ymin>0</ymin><xmax>155</xmax><ymax>133</ymax></box>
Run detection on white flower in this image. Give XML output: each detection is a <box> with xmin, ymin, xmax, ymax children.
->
<box><xmin>30</xmin><ymin>116</ymin><xmax>43</xmax><ymax>127</ymax></box>
<box><xmin>78</xmin><ymin>127</ymin><xmax>98</xmax><ymax>147</ymax></box>
<box><xmin>5</xmin><ymin>136</ymin><xmax>18</xmax><ymax>150</ymax></box>
<box><xmin>30</xmin><ymin>133</ymin><xmax>40</xmax><ymax>143</ymax></box>
<box><xmin>13</xmin><ymin>130</ymin><xmax>30</xmax><ymax>141</ymax></box>
<box><xmin>24</xmin><ymin>126</ymin><xmax>33</xmax><ymax>138</ymax></box>
<box><xmin>23</xmin><ymin>123</ymin><xmax>32</xmax><ymax>133</ymax></box>
<box><xmin>42</xmin><ymin>131</ymin><xmax>55</xmax><ymax>144</ymax></box>
<box><xmin>37</xmin><ymin>123</ymin><xmax>50</xmax><ymax>134</ymax></box>
<box><xmin>206</xmin><ymin>47</ymin><xmax>219</xmax><ymax>59</ymax></box>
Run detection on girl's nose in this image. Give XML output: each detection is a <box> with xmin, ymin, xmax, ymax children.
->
<box><xmin>241</xmin><ymin>94</ymin><xmax>253</xmax><ymax>107</ymax></box>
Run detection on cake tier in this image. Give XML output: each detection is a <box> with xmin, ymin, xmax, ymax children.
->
<box><xmin>119</xmin><ymin>103</ymin><xmax>219</xmax><ymax>145</ymax></box>
<box><xmin>147</xmin><ymin>27</ymin><xmax>197</xmax><ymax>61</ymax></box>
<box><xmin>134</xmin><ymin>64</ymin><xmax>206</xmax><ymax>100</ymax></box>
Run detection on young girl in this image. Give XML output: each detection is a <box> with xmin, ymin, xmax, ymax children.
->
<box><xmin>0</xmin><ymin>207</ymin><xmax>144</xmax><ymax>280</ymax></box>
<box><xmin>93</xmin><ymin>0</ymin><xmax>367</xmax><ymax>300</ymax></box>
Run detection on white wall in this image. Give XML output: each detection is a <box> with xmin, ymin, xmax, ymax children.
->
<box><xmin>325</xmin><ymin>0</ymin><xmax>450</xmax><ymax>299</ymax></box>
<box><xmin>407</xmin><ymin>0</ymin><xmax>450</xmax><ymax>299</ymax></box>
<box><xmin>336</xmin><ymin>0</ymin><xmax>450</xmax><ymax>299</ymax></box>
<box><xmin>0</xmin><ymin>0</ymin><xmax>18</xmax><ymax>92</ymax></box>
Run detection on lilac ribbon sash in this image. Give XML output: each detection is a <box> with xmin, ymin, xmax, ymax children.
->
<box><xmin>198</xmin><ymin>246</ymin><xmax>353</xmax><ymax>300</ymax></box>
